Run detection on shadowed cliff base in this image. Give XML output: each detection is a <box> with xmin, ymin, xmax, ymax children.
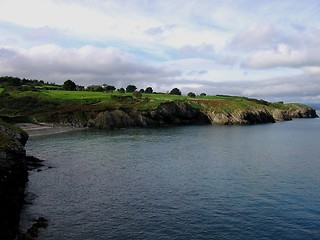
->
<box><xmin>0</xmin><ymin>119</ymin><xmax>28</xmax><ymax>240</ymax></box>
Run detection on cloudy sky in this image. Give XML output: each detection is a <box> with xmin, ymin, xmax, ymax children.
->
<box><xmin>0</xmin><ymin>0</ymin><xmax>320</xmax><ymax>102</ymax></box>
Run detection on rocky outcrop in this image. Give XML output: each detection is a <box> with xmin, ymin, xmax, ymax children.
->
<box><xmin>0</xmin><ymin>124</ymin><xmax>28</xmax><ymax>146</ymax></box>
<box><xmin>89</xmin><ymin>101</ymin><xmax>210</xmax><ymax>129</ymax></box>
<box><xmin>0</xmin><ymin>122</ymin><xmax>29</xmax><ymax>240</ymax></box>
<box><xmin>285</xmin><ymin>104</ymin><xmax>318</xmax><ymax>118</ymax></box>
<box><xmin>270</xmin><ymin>104</ymin><xmax>318</xmax><ymax>121</ymax></box>
<box><xmin>270</xmin><ymin>109</ymin><xmax>292</xmax><ymax>121</ymax></box>
<box><xmin>205</xmin><ymin>108</ymin><xmax>276</xmax><ymax>125</ymax></box>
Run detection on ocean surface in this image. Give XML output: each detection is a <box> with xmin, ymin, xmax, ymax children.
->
<box><xmin>20</xmin><ymin>116</ymin><xmax>320</xmax><ymax>239</ymax></box>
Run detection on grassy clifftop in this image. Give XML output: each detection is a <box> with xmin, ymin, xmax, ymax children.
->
<box><xmin>0</xmin><ymin>89</ymin><xmax>317</xmax><ymax>125</ymax></box>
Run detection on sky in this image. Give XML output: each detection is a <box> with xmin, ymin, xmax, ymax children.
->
<box><xmin>0</xmin><ymin>0</ymin><xmax>320</xmax><ymax>103</ymax></box>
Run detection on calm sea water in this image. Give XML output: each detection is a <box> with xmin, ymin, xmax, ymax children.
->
<box><xmin>21</xmin><ymin>116</ymin><xmax>320</xmax><ymax>239</ymax></box>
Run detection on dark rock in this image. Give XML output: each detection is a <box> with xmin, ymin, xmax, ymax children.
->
<box><xmin>26</xmin><ymin>156</ymin><xmax>44</xmax><ymax>171</ymax></box>
<box><xmin>89</xmin><ymin>102</ymin><xmax>210</xmax><ymax>129</ymax></box>
<box><xmin>0</xmin><ymin>124</ymin><xmax>28</xmax><ymax>240</ymax></box>
<box><xmin>20</xmin><ymin>217</ymin><xmax>48</xmax><ymax>240</ymax></box>
<box><xmin>285</xmin><ymin>105</ymin><xmax>319</xmax><ymax>118</ymax></box>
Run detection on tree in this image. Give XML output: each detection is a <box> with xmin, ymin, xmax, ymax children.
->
<box><xmin>104</xmin><ymin>85</ymin><xmax>116</xmax><ymax>92</ymax></box>
<box><xmin>169</xmin><ymin>88</ymin><xmax>181</xmax><ymax>95</ymax></box>
<box><xmin>0</xmin><ymin>76</ymin><xmax>22</xmax><ymax>87</ymax></box>
<box><xmin>117</xmin><ymin>87</ymin><xmax>125</xmax><ymax>93</ymax></box>
<box><xmin>139</xmin><ymin>89</ymin><xmax>145</xmax><ymax>93</ymax></box>
<box><xmin>126</xmin><ymin>85</ymin><xmax>137</xmax><ymax>93</ymax></box>
<box><xmin>63</xmin><ymin>79</ymin><xmax>76</xmax><ymax>91</ymax></box>
<box><xmin>200</xmin><ymin>93</ymin><xmax>206</xmax><ymax>96</ymax></box>
<box><xmin>188</xmin><ymin>92</ymin><xmax>196</xmax><ymax>98</ymax></box>
<box><xmin>77</xmin><ymin>85</ymin><xmax>85</xmax><ymax>91</ymax></box>
<box><xmin>145</xmin><ymin>87</ymin><xmax>153</xmax><ymax>94</ymax></box>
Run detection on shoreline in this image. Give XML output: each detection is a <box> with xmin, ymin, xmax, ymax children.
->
<box><xmin>16</xmin><ymin>123</ymin><xmax>84</xmax><ymax>137</ymax></box>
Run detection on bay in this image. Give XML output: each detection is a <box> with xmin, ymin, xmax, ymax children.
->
<box><xmin>21</xmin><ymin>116</ymin><xmax>320</xmax><ymax>239</ymax></box>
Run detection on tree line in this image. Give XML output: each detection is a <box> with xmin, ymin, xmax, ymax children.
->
<box><xmin>0</xmin><ymin>76</ymin><xmax>206</xmax><ymax>97</ymax></box>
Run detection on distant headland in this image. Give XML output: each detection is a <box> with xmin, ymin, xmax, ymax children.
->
<box><xmin>0</xmin><ymin>76</ymin><xmax>318</xmax><ymax>129</ymax></box>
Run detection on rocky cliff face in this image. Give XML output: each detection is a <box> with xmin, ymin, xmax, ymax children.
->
<box><xmin>285</xmin><ymin>105</ymin><xmax>318</xmax><ymax>118</ymax></box>
<box><xmin>270</xmin><ymin>109</ymin><xmax>292</xmax><ymax>121</ymax></box>
<box><xmin>0</xmin><ymin>122</ymin><xmax>28</xmax><ymax>240</ymax></box>
<box><xmin>204</xmin><ymin>108</ymin><xmax>276</xmax><ymax>125</ymax></box>
<box><xmin>270</xmin><ymin>104</ymin><xmax>318</xmax><ymax>121</ymax></box>
<box><xmin>89</xmin><ymin>101</ymin><xmax>210</xmax><ymax>129</ymax></box>
<box><xmin>86</xmin><ymin>102</ymin><xmax>318</xmax><ymax>129</ymax></box>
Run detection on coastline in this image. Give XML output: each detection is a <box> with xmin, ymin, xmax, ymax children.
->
<box><xmin>16</xmin><ymin>123</ymin><xmax>84</xmax><ymax>137</ymax></box>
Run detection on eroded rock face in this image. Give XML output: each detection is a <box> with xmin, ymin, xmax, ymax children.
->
<box><xmin>205</xmin><ymin>109</ymin><xmax>276</xmax><ymax>125</ymax></box>
<box><xmin>285</xmin><ymin>105</ymin><xmax>318</xmax><ymax>118</ymax></box>
<box><xmin>0</xmin><ymin>125</ymin><xmax>28</xmax><ymax>146</ymax></box>
<box><xmin>147</xmin><ymin>101</ymin><xmax>210</xmax><ymax>126</ymax></box>
<box><xmin>271</xmin><ymin>109</ymin><xmax>292</xmax><ymax>121</ymax></box>
<box><xmin>89</xmin><ymin>102</ymin><xmax>210</xmax><ymax>129</ymax></box>
<box><xmin>0</xmin><ymin>124</ymin><xmax>28</xmax><ymax>240</ymax></box>
<box><xmin>89</xmin><ymin>102</ymin><xmax>320</xmax><ymax>128</ymax></box>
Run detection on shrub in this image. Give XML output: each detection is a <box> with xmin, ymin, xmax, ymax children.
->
<box><xmin>145</xmin><ymin>87</ymin><xmax>153</xmax><ymax>94</ymax></box>
<box><xmin>188</xmin><ymin>92</ymin><xmax>196</xmax><ymax>98</ymax></box>
<box><xmin>117</xmin><ymin>88</ymin><xmax>125</xmax><ymax>93</ymax></box>
<box><xmin>169</xmin><ymin>88</ymin><xmax>181</xmax><ymax>95</ymax></box>
<box><xmin>126</xmin><ymin>85</ymin><xmax>137</xmax><ymax>93</ymax></box>
<box><xmin>63</xmin><ymin>80</ymin><xmax>76</xmax><ymax>91</ymax></box>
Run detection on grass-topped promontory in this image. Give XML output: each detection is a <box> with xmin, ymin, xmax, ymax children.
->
<box><xmin>0</xmin><ymin>88</ymin><xmax>285</xmax><ymax>123</ymax></box>
<box><xmin>0</xmin><ymin>76</ymin><xmax>314</xmax><ymax>124</ymax></box>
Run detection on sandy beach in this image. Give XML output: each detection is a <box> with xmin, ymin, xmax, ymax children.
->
<box><xmin>16</xmin><ymin>123</ymin><xmax>84</xmax><ymax>137</ymax></box>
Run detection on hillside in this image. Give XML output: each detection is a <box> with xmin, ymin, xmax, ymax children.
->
<box><xmin>0</xmin><ymin>89</ymin><xmax>318</xmax><ymax>127</ymax></box>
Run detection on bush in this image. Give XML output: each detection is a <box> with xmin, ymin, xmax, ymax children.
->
<box><xmin>63</xmin><ymin>80</ymin><xmax>76</xmax><ymax>91</ymax></box>
<box><xmin>145</xmin><ymin>87</ymin><xmax>153</xmax><ymax>94</ymax></box>
<box><xmin>188</xmin><ymin>92</ymin><xmax>196</xmax><ymax>98</ymax></box>
<box><xmin>126</xmin><ymin>85</ymin><xmax>137</xmax><ymax>93</ymax></box>
<box><xmin>169</xmin><ymin>88</ymin><xmax>181</xmax><ymax>95</ymax></box>
<box><xmin>117</xmin><ymin>88</ymin><xmax>125</xmax><ymax>93</ymax></box>
<box><xmin>104</xmin><ymin>85</ymin><xmax>116</xmax><ymax>92</ymax></box>
<box><xmin>110</xmin><ymin>95</ymin><xmax>133</xmax><ymax>101</ymax></box>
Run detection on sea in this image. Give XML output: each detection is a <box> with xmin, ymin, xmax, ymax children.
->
<box><xmin>20</xmin><ymin>114</ymin><xmax>320</xmax><ymax>240</ymax></box>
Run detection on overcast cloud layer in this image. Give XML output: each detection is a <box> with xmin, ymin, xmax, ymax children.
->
<box><xmin>1</xmin><ymin>0</ymin><xmax>320</xmax><ymax>102</ymax></box>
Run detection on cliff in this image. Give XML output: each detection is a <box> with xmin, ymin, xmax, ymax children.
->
<box><xmin>204</xmin><ymin>108</ymin><xmax>275</xmax><ymax>125</ymax></box>
<box><xmin>0</xmin><ymin>119</ymin><xmax>29</xmax><ymax>240</ymax></box>
<box><xmin>87</xmin><ymin>102</ymin><xmax>318</xmax><ymax>128</ymax></box>
<box><xmin>89</xmin><ymin>101</ymin><xmax>210</xmax><ymax>129</ymax></box>
<box><xmin>0</xmin><ymin>89</ymin><xmax>318</xmax><ymax>128</ymax></box>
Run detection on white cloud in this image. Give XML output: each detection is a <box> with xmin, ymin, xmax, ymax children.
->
<box><xmin>0</xmin><ymin>44</ymin><xmax>180</xmax><ymax>87</ymax></box>
<box><xmin>178</xmin><ymin>44</ymin><xmax>214</xmax><ymax>58</ymax></box>
<box><xmin>303</xmin><ymin>67</ymin><xmax>320</xmax><ymax>75</ymax></box>
<box><xmin>230</xmin><ymin>22</ymin><xmax>278</xmax><ymax>50</ymax></box>
<box><xmin>244</xmin><ymin>44</ymin><xmax>320</xmax><ymax>69</ymax></box>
